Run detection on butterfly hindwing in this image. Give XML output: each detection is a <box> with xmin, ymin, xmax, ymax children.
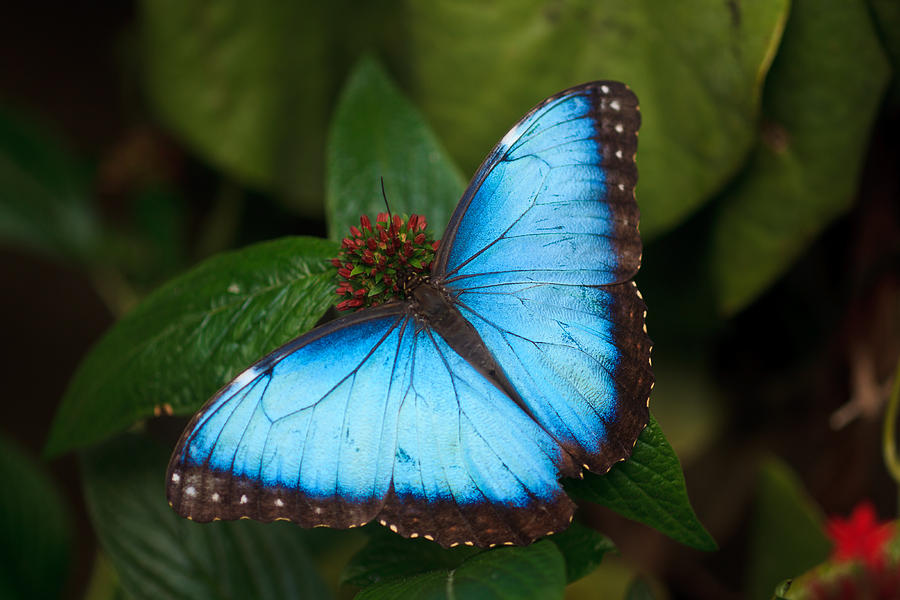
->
<box><xmin>167</xmin><ymin>307</ymin><xmax>577</xmax><ymax>547</ymax></box>
<box><xmin>456</xmin><ymin>281</ymin><xmax>651</xmax><ymax>473</ymax></box>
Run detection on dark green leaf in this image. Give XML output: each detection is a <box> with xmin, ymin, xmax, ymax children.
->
<box><xmin>139</xmin><ymin>1</ymin><xmax>332</xmax><ymax>214</ymax></box>
<box><xmin>625</xmin><ymin>576</ymin><xmax>659</xmax><ymax>600</ymax></box>
<box><xmin>565</xmin><ymin>415</ymin><xmax>716</xmax><ymax>551</ymax></box>
<box><xmin>710</xmin><ymin>0</ymin><xmax>890</xmax><ymax>314</ymax></box>
<box><xmin>0</xmin><ymin>434</ymin><xmax>71</xmax><ymax>600</ymax></box>
<box><xmin>46</xmin><ymin>236</ymin><xmax>337</xmax><ymax>456</ymax></box>
<box><xmin>342</xmin><ymin>529</ymin><xmax>478</xmax><ymax>588</ymax></box>
<box><xmin>407</xmin><ymin>0</ymin><xmax>789</xmax><ymax>238</ymax></box>
<box><xmin>81</xmin><ymin>434</ymin><xmax>330</xmax><ymax>600</ymax></box>
<box><xmin>355</xmin><ymin>541</ymin><xmax>565</xmax><ymax>600</ymax></box>
<box><xmin>326</xmin><ymin>56</ymin><xmax>464</xmax><ymax>241</ymax></box>
<box><xmin>0</xmin><ymin>106</ymin><xmax>98</xmax><ymax>260</ymax></box>
<box><xmin>869</xmin><ymin>0</ymin><xmax>900</xmax><ymax>105</ymax></box>
<box><xmin>746</xmin><ymin>458</ymin><xmax>830</xmax><ymax>600</ymax></box>
<box><xmin>546</xmin><ymin>521</ymin><xmax>616</xmax><ymax>583</ymax></box>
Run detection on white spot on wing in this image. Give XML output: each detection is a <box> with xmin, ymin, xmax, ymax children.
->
<box><xmin>231</xmin><ymin>365</ymin><xmax>261</xmax><ymax>390</ymax></box>
<box><xmin>615</xmin><ymin>150</ymin><xmax>623</xmax><ymax>159</ymax></box>
<box><xmin>185</xmin><ymin>486</ymin><xmax>197</xmax><ymax>497</ymax></box>
<box><xmin>498</xmin><ymin>121</ymin><xmax>524</xmax><ymax>151</ymax></box>
<box><xmin>610</xmin><ymin>100</ymin><xmax>621</xmax><ymax>111</ymax></box>
<box><xmin>211</xmin><ymin>493</ymin><xmax>220</xmax><ymax>502</ymax></box>
<box><xmin>600</xmin><ymin>85</ymin><xmax>610</xmax><ymax>94</ymax></box>
<box><xmin>614</xmin><ymin>123</ymin><xmax>624</xmax><ymax>133</ymax></box>
<box><xmin>275</xmin><ymin>498</ymin><xmax>285</xmax><ymax>507</ymax></box>
<box><xmin>240</xmin><ymin>495</ymin><xmax>248</xmax><ymax>504</ymax></box>
<box><xmin>171</xmin><ymin>473</ymin><xmax>180</xmax><ymax>483</ymax></box>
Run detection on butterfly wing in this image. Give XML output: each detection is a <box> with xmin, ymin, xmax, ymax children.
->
<box><xmin>434</xmin><ymin>81</ymin><xmax>653</xmax><ymax>474</ymax></box>
<box><xmin>167</xmin><ymin>306</ymin><xmax>575</xmax><ymax>547</ymax></box>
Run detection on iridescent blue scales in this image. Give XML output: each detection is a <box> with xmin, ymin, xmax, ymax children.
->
<box><xmin>167</xmin><ymin>81</ymin><xmax>653</xmax><ymax>548</ymax></box>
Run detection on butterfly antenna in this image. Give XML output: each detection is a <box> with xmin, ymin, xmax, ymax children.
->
<box><xmin>380</xmin><ymin>177</ymin><xmax>395</xmax><ymax>234</ymax></box>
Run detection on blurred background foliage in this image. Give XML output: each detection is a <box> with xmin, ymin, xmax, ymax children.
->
<box><xmin>0</xmin><ymin>1</ymin><xmax>898</xmax><ymax>598</ymax></box>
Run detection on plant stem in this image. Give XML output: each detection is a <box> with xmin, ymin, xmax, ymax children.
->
<box><xmin>882</xmin><ymin>357</ymin><xmax>900</xmax><ymax>514</ymax></box>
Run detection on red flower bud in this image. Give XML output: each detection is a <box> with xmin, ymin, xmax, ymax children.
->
<box><xmin>360</xmin><ymin>214</ymin><xmax>372</xmax><ymax>231</ymax></box>
<box><xmin>350</xmin><ymin>225</ymin><xmax>361</xmax><ymax>237</ymax></box>
<box><xmin>414</xmin><ymin>233</ymin><xmax>426</xmax><ymax>244</ymax></box>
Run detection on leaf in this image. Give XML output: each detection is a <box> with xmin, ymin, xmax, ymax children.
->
<box><xmin>0</xmin><ymin>106</ymin><xmax>98</xmax><ymax>260</ymax></box>
<box><xmin>81</xmin><ymin>433</ymin><xmax>330</xmax><ymax>600</ymax></box>
<box><xmin>138</xmin><ymin>0</ymin><xmax>332</xmax><ymax>214</ymax></box>
<box><xmin>406</xmin><ymin>0</ymin><xmax>790</xmax><ymax>239</ymax></box>
<box><xmin>710</xmin><ymin>0</ymin><xmax>890</xmax><ymax>314</ymax></box>
<box><xmin>625</xmin><ymin>576</ymin><xmax>660</xmax><ymax>600</ymax></box>
<box><xmin>565</xmin><ymin>415</ymin><xmax>716</xmax><ymax>551</ymax></box>
<box><xmin>354</xmin><ymin>541</ymin><xmax>566</xmax><ymax>600</ymax></box>
<box><xmin>546</xmin><ymin>521</ymin><xmax>616</xmax><ymax>583</ymax></box>
<box><xmin>46</xmin><ymin>236</ymin><xmax>338</xmax><ymax>456</ymax></box>
<box><xmin>342</xmin><ymin>530</ymin><xmax>479</xmax><ymax>588</ymax></box>
<box><xmin>326</xmin><ymin>56</ymin><xmax>465</xmax><ymax>241</ymax></box>
<box><xmin>0</xmin><ymin>434</ymin><xmax>71</xmax><ymax>600</ymax></box>
<box><xmin>746</xmin><ymin>457</ymin><xmax>830</xmax><ymax>600</ymax></box>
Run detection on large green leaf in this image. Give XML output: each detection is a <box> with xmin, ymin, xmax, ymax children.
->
<box><xmin>0</xmin><ymin>434</ymin><xmax>71</xmax><ymax>600</ymax></box>
<box><xmin>343</xmin><ymin>521</ymin><xmax>612</xmax><ymax>590</ymax></box>
<box><xmin>46</xmin><ymin>236</ymin><xmax>337</xmax><ymax>456</ymax></box>
<box><xmin>81</xmin><ymin>434</ymin><xmax>330</xmax><ymax>600</ymax></box>
<box><xmin>355</xmin><ymin>541</ymin><xmax>566</xmax><ymax>600</ymax></box>
<box><xmin>547</xmin><ymin>521</ymin><xmax>616</xmax><ymax>583</ymax></box>
<box><xmin>342</xmin><ymin>531</ymin><xmax>480</xmax><ymax>589</ymax></box>
<box><xmin>565</xmin><ymin>415</ymin><xmax>716</xmax><ymax>551</ymax></box>
<box><xmin>710</xmin><ymin>0</ymin><xmax>890</xmax><ymax>314</ymax></box>
<box><xmin>406</xmin><ymin>0</ymin><xmax>789</xmax><ymax>238</ymax></box>
<box><xmin>139</xmin><ymin>1</ymin><xmax>332</xmax><ymax>214</ymax></box>
<box><xmin>746</xmin><ymin>458</ymin><xmax>830</xmax><ymax>600</ymax></box>
<box><xmin>326</xmin><ymin>56</ymin><xmax>465</xmax><ymax>241</ymax></box>
<box><xmin>0</xmin><ymin>107</ymin><xmax>98</xmax><ymax>260</ymax></box>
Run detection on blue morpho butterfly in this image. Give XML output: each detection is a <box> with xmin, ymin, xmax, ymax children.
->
<box><xmin>167</xmin><ymin>81</ymin><xmax>653</xmax><ymax>548</ymax></box>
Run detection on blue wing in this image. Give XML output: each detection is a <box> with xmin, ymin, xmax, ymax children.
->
<box><xmin>434</xmin><ymin>81</ymin><xmax>652</xmax><ymax>474</ymax></box>
<box><xmin>167</xmin><ymin>306</ymin><xmax>576</xmax><ymax>547</ymax></box>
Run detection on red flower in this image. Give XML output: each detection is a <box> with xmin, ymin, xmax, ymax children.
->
<box><xmin>332</xmin><ymin>213</ymin><xmax>438</xmax><ymax>311</ymax></box>
<box><xmin>826</xmin><ymin>502</ymin><xmax>894</xmax><ymax>569</ymax></box>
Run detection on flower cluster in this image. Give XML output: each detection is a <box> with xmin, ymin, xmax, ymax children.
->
<box><xmin>332</xmin><ymin>213</ymin><xmax>439</xmax><ymax>311</ymax></box>
<box><xmin>785</xmin><ymin>502</ymin><xmax>899</xmax><ymax>600</ymax></box>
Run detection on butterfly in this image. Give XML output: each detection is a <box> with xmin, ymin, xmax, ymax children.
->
<box><xmin>166</xmin><ymin>81</ymin><xmax>653</xmax><ymax>548</ymax></box>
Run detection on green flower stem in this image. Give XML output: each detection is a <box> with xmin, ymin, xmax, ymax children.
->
<box><xmin>882</xmin><ymin>357</ymin><xmax>900</xmax><ymax>512</ymax></box>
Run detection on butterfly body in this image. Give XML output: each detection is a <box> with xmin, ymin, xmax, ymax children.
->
<box><xmin>167</xmin><ymin>81</ymin><xmax>652</xmax><ymax>548</ymax></box>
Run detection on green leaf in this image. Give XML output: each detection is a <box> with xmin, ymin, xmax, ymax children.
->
<box><xmin>0</xmin><ymin>434</ymin><xmax>71</xmax><ymax>600</ymax></box>
<box><xmin>546</xmin><ymin>521</ymin><xmax>616</xmax><ymax>583</ymax></box>
<box><xmin>139</xmin><ymin>0</ymin><xmax>332</xmax><ymax>214</ymax></box>
<box><xmin>342</xmin><ymin>530</ymin><xmax>479</xmax><ymax>588</ymax></box>
<box><xmin>406</xmin><ymin>0</ymin><xmax>789</xmax><ymax>239</ymax></box>
<box><xmin>0</xmin><ymin>106</ymin><xmax>98</xmax><ymax>260</ymax></box>
<box><xmin>746</xmin><ymin>457</ymin><xmax>830</xmax><ymax>600</ymax></box>
<box><xmin>46</xmin><ymin>236</ymin><xmax>338</xmax><ymax>456</ymax></box>
<box><xmin>710</xmin><ymin>0</ymin><xmax>890</xmax><ymax>314</ymax></box>
<box><xmin>81</xmin><ymin>434</ymin><xmax>330</xmax><ymax>600</ymax></box>
<box><xmin>625</xmin><ymin>576</ymin><xmax>660</xmax><ymax>600</ymax></box>
<box><xmin>355</xmin><ymin>541</ymin><xmax>565</xmax><ymax>600</ymax></box>
<box><xmin>326</xmin><ymin>56</ymin><xmax>465</xmax><ymax>241</ymax></box>
<box><xmin>565</xmin><ymin>415</ymin><xmax>716</xmax><ymax>551</ymax></box>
